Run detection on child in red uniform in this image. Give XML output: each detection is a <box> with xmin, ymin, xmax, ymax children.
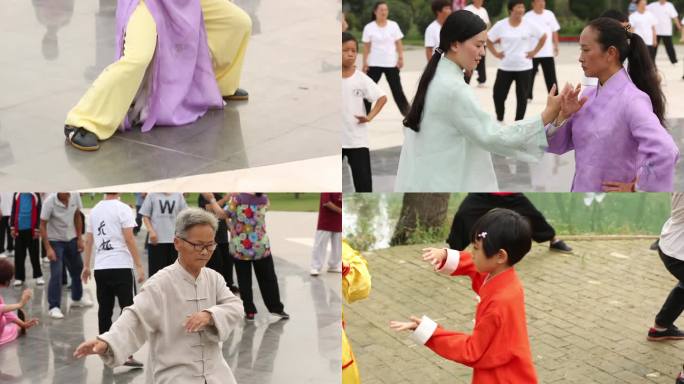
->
<box><xmin>390</xmin><ymin>208</ymin><xmax>537</xmax><ymax>384</ymax></box>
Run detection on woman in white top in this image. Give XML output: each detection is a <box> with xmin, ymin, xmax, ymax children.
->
<box><xmin>487</xmin><ymin>0</ymin><xmax>547</xmax><ymax>122</ymax></box>
<box><xmin>629</xmin><ymin>0</ymin><xmax>658</xmax><ymax>62</ymax></box>
<box><xmin>362</xmin><ymin>1</ymin><xmax>410</xmax><ymax>116</ymax></box>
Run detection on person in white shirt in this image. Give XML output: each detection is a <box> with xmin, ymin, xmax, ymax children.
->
<box><xmin>81</xmin><ymin>193</ymin><xmax>146</xmax><ymax>367</ymax></box>
<box><xmin>648</xmin><ymin>193</ymin><xmax>684</xmax><ymax>345</ymax></box>
<box><xmin>629</xmin><ymin>0</ymin><xmax>659</xmax><ymax>62</ymax></box>
<box><xmin>487</xmin><ymin>0</ymin><xmax>546</xmax><ymax>121</ymax></box>
<box><xmin>362</xmin><ymin>1</ymin><xmax>410</xmax><ymax>116</ymax></box>
<box><xmin>464</xmin><ymin>0</ymin><xmax>491</xmax><ymax>86</ymax></box>
<box><xmin>647</xmin><ymin>0</ymin><xmax>682</xmax><ymax>64</ymax></box>
<box><xmin>523</xmin><ymin>0</ymin><xmax>561</xmax><ymax>101</ymax></box>
<box><xmin>343</xmin><ymin>32</ymin><xmax>388</xmax><ymax>192</ymax></box>
<box><xmin>140</xmin><ymin>193</ymin><xmax>188</xmax><ymax>277</ymax></box>
<box><xmin>424</xmin><ymin>0</ymin><xmax>453</xmax><ymax>62</ymax></box>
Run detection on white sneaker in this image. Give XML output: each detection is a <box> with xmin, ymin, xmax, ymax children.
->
<box><xmin>327</xmin><ymin>267</ymin><xmax>342</xmax><ymax>273</ymax></box>
<box><xmin>71</xmin><ymin>297</ymin><xmax>93</xmax><ymax>307</ymax></box>
<box><xmin>36</xmin><ymin>277</ymin><xmax>45</xmax><ymax>285</ymax></box>
<box><xmin>42</xmin><ymin>258</ymin><xmax>49</xmax><ymax>264</ymax></box>
<box><xmin>49</xmin><ymin>307</ymin><xmax>64</xmax><ymax>319</ymax></box>
<box><xmin>310</xmin><ymin>269</ymin><xmax>320</xmax><ymax>276</ymax></box>
<box><xmin>0</xmin><ymin>252</ymin><xmax>6</xmax><ymax>259</ymax></box>
<box><xmin>13</xmin><ymin>280</ymin><xmax>23</xmax><ymax>287</ymax></box>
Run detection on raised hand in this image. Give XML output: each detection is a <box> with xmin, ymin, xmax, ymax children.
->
<box><xmin>421</xmin><ymin>248</ymin><xmax>447</xmax><ymax>269</ymax></box>
<box><xmin>73</xmin><ymin>339</ymin><xmax>109</xmax><ymax>358</ymax></box>
<box><xmin>389</xmin><ymin>316</ymin><xmax>422</xmax><ymax>332</ymax></box>
<box><xmin>560</xmin><ymin>83</ymin><xmax>588</xmax><ymax>119</ymax></box>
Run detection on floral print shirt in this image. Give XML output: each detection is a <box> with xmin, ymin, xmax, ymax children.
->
<box><xmin>225</xmin><ymin>194</ymin><xmax>271</xmax><ymax>261</ymax></box>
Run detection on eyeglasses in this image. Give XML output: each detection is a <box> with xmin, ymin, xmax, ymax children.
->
<box><xmin>178</xmin><ymin>237</ymin><xmax>217</xmax><ymax>253</ymax></box>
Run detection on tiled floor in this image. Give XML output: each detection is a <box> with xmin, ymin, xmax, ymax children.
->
<box><xmin>0</xmin><ymin>211</ymin><xmax>342</xmax><ymax>384</ymax></box>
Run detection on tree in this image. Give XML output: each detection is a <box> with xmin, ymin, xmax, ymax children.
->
<box><xmin>390</xmin><ymin>193</ymin><xmax>450</xmax><ymax>246</ymax></box>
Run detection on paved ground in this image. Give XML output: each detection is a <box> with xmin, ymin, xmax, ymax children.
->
<box><xmin>343</xmin><ymin>43</ymin><xmax>684</xmax><ymax>192</ymax></box>
<box><xmin>0</xmin><ymin>210</ymin><xmax>341</xmax><ymax>384</ymax></box>
<box><xmin>345</xmin><ymin>239</ymin><xmax>684</xmax><ymax>384</ymax></box>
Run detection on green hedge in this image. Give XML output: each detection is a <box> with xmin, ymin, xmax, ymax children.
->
<box><xmin>344</xmin><ymin>0</ymin><xmax>684</xmax><ymax>42</ymax></box>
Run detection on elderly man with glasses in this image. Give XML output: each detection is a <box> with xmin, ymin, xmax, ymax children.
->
<box><xmin>75</xmin><ymin>206</ymin><xmax>243</xmax><ymax>384</ymax></box>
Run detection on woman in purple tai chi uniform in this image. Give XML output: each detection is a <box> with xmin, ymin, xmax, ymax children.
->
<box><xmin>63</xmin><ymin>0</ymin><xmax>252</xmax><ymax>151</ymax></box>
<box><xmin>546</xmin><ymin>17</ymin><xmax>678</xmax><ymax>192</ymax></box>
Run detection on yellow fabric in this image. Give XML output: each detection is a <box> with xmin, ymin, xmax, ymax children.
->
<box><xmin>342</xmin><ymin>329</ymin><xmax>360</xmax><ymax>384</ymax></box>
<box><xmin>65</xmin><ymin>0</ymin><xmax>156</xmax><ymax>139</ymax></box>
<box><xmin>342</xmin><ymin>240</ymin><xmax>371</xmax><ymax>304</ymax></box>
<box><xmin>201</xmin><ymin>0</ymin><xmax>252</xmax><ymax>96</ymax></box>
<box><xmin>65</xmin><ymin>0</ymin><xmax>251</xmax><ymax>139</ymax></box>
<box><xmin>341</xmin><ymin>240</ymin><xmax>371</xmax><ymax>384</ymax></box>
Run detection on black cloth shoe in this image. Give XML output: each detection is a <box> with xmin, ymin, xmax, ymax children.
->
<box><xmin>651</xmin><ymin>239</ymin><xmax>660</xmax><ymax>250</ymax></box>
<box><xmin>64</xmin><ymin>125</ymin><xmax>100</xmax><ymax>151</ymax></box>
<box><xmin>648</xmin><ymin>325</ymin><xmax>684</xmax><ymax>341</ymax></box>
<box><xmin>123</xmin><ymin>356</ymin><xmax>143</xmax><ymax>368</ymax></box>
<box><xmin>550</xmin><ymin>240</ymin><xmax>572</xmax><ymax>253</ymax></box>
<box><xmin>270</xmin><ymin>310</ymin><xmax>290</xmax><ymax>320</ymax></box>
<box><xmin>223</xmin><ymin>88</ymin><xmax>249</xmax><ymax>101</ymax></box>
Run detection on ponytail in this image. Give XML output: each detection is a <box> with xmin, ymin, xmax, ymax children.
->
<box><xmin>403</xmin><ymin>47</ymin><xmax>445</xmax><ymax>132</ymax></box>
<box><xmin>587</xmin><ymin>17</ymin><xmax>666</xmax><ymax>127</ymax></box>
<box><xmin>402</xmin><ymin>10</ymin><xmax>486</xmax><ymax>132</ymax></box>
<box><xmin>625</xmin><ymin>32</ymin><xmax>666</xmax><ymax>126</ymax></box>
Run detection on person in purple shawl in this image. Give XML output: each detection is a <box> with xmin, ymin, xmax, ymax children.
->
<box><xmin>546</xmin><ymin>17</ymin><xmax>678</xmax><ymax>191</ymax></box>
<box><xmin>63</xmin><ymin>0</ymin><xmax>252</xmax><ymax>151</ymax></box>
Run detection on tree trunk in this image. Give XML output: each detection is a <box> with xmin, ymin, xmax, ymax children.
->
<box><xmin>390</xmin><ymin>193</ymin><xmax>450</xmax><ymax>246</ymax></box>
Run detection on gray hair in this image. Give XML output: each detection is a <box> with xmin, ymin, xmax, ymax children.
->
<box><xmin>175</xmin><ymin>208</ymin><xmax>218</xmax><ymax>238</ymax></box>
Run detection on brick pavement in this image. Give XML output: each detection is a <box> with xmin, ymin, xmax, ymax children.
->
<box><xmin>344</xmin><ymin>239</ymin><xmax>684</xmax><ymax>383</ymax></box>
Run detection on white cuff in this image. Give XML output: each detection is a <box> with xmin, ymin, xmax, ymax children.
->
<box><xmin>410</xmin><ymin>315</ymin><xmax>438</xmax><ymax>345</ymax></box>
<box><xmin>437</xmin><ymin>249</ymin><xmax>460</xmax><ymax>275</ymax></box>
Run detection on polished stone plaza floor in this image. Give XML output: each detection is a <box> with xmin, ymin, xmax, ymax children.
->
<box><xmin>0</xmin><ymin>211</ymin><xmax>341</xmax><ymax>384</ymax></box>
<box><xmin>0</xmin><ymin>0</ymin><xmax>340</xmax><ymax>190</ymax></box>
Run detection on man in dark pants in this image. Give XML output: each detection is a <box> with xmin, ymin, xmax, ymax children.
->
<box><xmin>649</xmin><ymin>193</ymin><xmax>684</xmax><ymax>341</ymax></box>
<box><xmin>81</xmin><ymin>192</ymin><xmax>145</xmax><ymax>367</ymax></box>
<box><xmin>342</xmin><ymin>148</ymin><xmax>372</xmax><ymax>192</ymax></box>
<box><xmin>199</xmin><ymin>193</ymin><xmax>239</xmax><ymax>293</ymax></box>
<box><xmin>524</xmin><ymin>0</ymin><xmax>560</xmax><ymax>101</ymax></box>
<box><xmin>647</xmin><ymin>0</ymin><xmax>682</xmax><ymax>65</ymax></box>
<box><xmin>447</xmin><ymin>193</ymin><xmax>572</xmax><ymax>252</ymax></box>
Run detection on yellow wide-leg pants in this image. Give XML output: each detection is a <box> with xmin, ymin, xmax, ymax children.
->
<box><xmin>65</xmin><ymin>0</ymin><xmax>252</xmax><ymax>140</ymax></box>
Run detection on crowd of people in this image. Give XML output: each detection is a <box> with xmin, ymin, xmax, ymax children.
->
<box><xmin>0</xmin><ymin>192</ymin><xmax>343</xmax><ymax>380</ymax></box>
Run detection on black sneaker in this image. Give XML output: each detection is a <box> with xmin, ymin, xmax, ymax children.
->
<box><xmin>223</xmin><ymin>88</ymin><xmax>249</xmax><ymax>101</ymax></box>
<box><xmin>550</xmin><ymin>240</ymin><xmax>573</xmax><ymax>253</ymax></box>
<box><xmin>270</xmin><ymin>311</ymin><xmax>290</xmax><ymax>320</ymax></box>
<box><xmin>650</xmin><ymin>239</ymin><xmax>660</xmax><ymax>250</ymax></box>
<box><xmin>64</xmin><ymin>125</ymin><xmax>100</xmax><ymax>151</ymax></box>
<box><xmin>648</xmin><ymin>326</ymin><xmax>684</xmax><ymax>341</ymax></box>
<box><xmin>123</xmin><ymin>356</ymin><xmax>143</xmax><ymax>368</ymax></box>
<box><xmin>245</xmin><ymin>312</ymin><xmax>255</xmax><ymax>321</ymax></box>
